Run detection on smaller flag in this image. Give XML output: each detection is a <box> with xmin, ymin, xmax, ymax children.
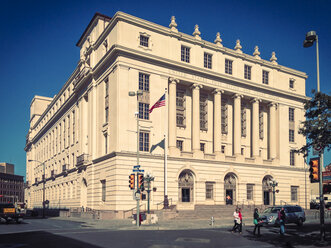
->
<box><xmin>149</xmin><ymin>94</ymin><xmax>165</xmax><ymax>113</ymax></box>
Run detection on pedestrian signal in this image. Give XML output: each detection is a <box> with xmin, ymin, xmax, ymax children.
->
<box><xmin>138</xmin><ymin>173</ymin><xmax>144</xmax><ymax>191</ymax></box>
<box><xmin>129</xmin><ymin>174</ymin><xmax>135</xmax><ymax>190</ymax></box>
<box><xmin>309</xmin><ymin>157</ymin><xmax>320</xmax><ymax>183</ymax></box>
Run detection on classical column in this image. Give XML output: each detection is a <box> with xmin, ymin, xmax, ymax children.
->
<box><xmin>269</xmin><ymin>102</ymin><xmax>277</xmax><ymax>159</ymax></box>
<box><xmin>192</xmin><ymin>84</ymin><xmax>202</xmax><ymax>153</ymax></box>
<box><xmin>168</xmin><ymin>78</ymin><xmax>179</xmax><ymax>154</ymax></box>
<box><xmin>213</xmin><ymin>89</ymin><xmax>223</xmax><ymax>154</ymax></box>
<box><xmin>251</xmin><ymin>98</ymin><xmax>260</xmax><ymax>157</ymax></box>
<box><xmin>233</xmin><ymin>94</ymin><xmax>242</xmax><ymax>156</ymax></box>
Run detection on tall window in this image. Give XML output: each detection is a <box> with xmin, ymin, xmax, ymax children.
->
<box><xmin>176</xmin><ymin>140</ymin><xmax>183</xmax><ymax>151</ymax></box>
<box><xmin>200</xmin><ymin>143</ymin><xmax>205</xmax><ymax>153</ymax></box>
<box><xmin>289</xmin><ymin>79</ymin><xmax>295</xmax><ymax>89</ymax></box>
<box><xmin>289</xmin><ymin>129</ymin><xmax>295</xmax><ymax>142</ymax></box>
<box><xmin>181</xmin><ymin>46</ymin><xmax>190</xmax><ymax>63</ymax></box>
<box><xmin>140</xmin><ymin>35</ymin><xmax>149</xmax><ymax>47</ymax></box>
<box><xmin>241</xmin><ymin>105</ymin><xmax>246</xmax><ymax>137</ymax></box>
<box><xmin>139</xmin><ymin>131</ymin><xmax>149</xmax><ymax>152</ymax></box>
<box><xmin>72</xmin><ymin>111</ymin><xmax>75</xmax><ymax>144</ymax></box>
<box><xmin>291</xmin><ymin>186</ymin><xmax>298</xmax><ymax>202</ymax></box>
<box><xmin>59</xmin><ymin>124</ymin><xmax>62</xmax><ymax>151</ymax></box>
<box><xmin>139</xmin><ymin>73</ymin><xmax>150</xmax><ymax>92</ymax></box>
<box><xmin>104</xmin><ymin>133</ymin><xmax>108</xmax><ymax>154</ymax></box>
<box><xmin>262</xmin><ymin>70</ymin><xmax>269</xmax><ymax>84</ymax></box>
<box><xmin>63</xmin><ymin>120</ymin><xmax>66</xmax><ymax>148</ymax></box>
<box><xmin>205</xmin><ymin>182</ymin><xmax>214</xmax><ymax>200</ymax></box>
<box><xmin>68</xmin><ymin>115</ymin><xmax>70</xmax><ymax>147</ymax></box>
<box><xmin>139</xmin><ymin>102</ymin><xmax>149</xmax><ymax>120</ymax></box>
<box><xmin>225</xmin><ymin>59</ymin><xmax>233</xmax><ymax>74</ymax></box>
<box><xmin>204</xmin><ymin>53</ymin><xmax>212</xmax><ymax>69</ymax></box>
<box><xmin>200</xmin><ymin>94</ymin><xmax>208</xmax><ymax>130</ymax></box>
<box><xmin>105</xmin><ymin>80</ymin><xmax>109</xmax><ymax>123</ymax></box>
<box><xmin>247</xmin><ymin>184</ymin><xmax>254</xmax><ymax>200</ymax></box>
<box><xmin>244</xmin><ymin>65</ymin><xmax>251</xmax><ymax>80</ymax></box>
<box><xmin>289</xmin><ymin>108</ymin><xmax>294</xmax><ymax>122</ymax></box>
<box><xmin>176</xmin><ymin>89</ymin><xmax>186</xmax><ymax>127</ymax></box>
<box><xmin>221</xmin><ymin>100</ymin><xmax>228</xmax><ymax>134</ymax></box>
<box><xmin>290</xmin><ymin>150</ymin><xmax>295</xmax><ymax>165</ymax></box>
<box><xmin>259</xmin><ymin>108</ymin><xmax>264</xmax><ymax>139</ymax></box>
<box><xmin>101</xmin><ymin>180</ymin><xmax>106</xmax><ymax>202</ymax></box>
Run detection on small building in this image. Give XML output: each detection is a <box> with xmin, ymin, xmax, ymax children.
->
<box><xmin>0</xmin><ymin>162</ymin><xmax>14</xmax><ymax>175</ymax></box>
<box><xmin>0</xmin><ymin>172</ymin><xmax>24</xmax><ymax>204</ymax></box>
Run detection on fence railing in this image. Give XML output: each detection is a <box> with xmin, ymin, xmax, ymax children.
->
<box><xmin>156</xmin><ymin>198</ymin><xmax>173</xmax><ymax>210</ymax></box>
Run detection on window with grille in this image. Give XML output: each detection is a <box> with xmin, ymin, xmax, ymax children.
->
<box><xmin>289</xmin><ymin>108</ymin><xmax>294</xmax><ymax>122</ymax></box>
<box><xmin>289</xmin><ymin>129</ymin><xmax>295</xmax><ymax>142</ymax></box>
<box><xmin>105</xmin><ymin>80</ymin><xmax>109</xmax><ymax>123</ymax></box>
<box><xmin>181</xmin><ymin>46</ymin><xmax>190</xmax><ymax>63</ymax></box>
<box><xmin>262</xmin><ymin>70</ymin><xmax>269</xmax><ymax>84</ymax></box>
<box><xmin>176</xmin><ymin>140</ymin><xmax>183</xmax><ymax>151</ymax></box>
<box><xmin>139</xmin><ymin>131</ymin><xmax>149</xmax><ymax>152</ymax></box>
<box><xmin>225</xmin><ymin>59</ymin><xmax>233</xmax><ymax>74</ymax></box>
<box><xmin>139</xmin><ymin>102</ymin><xmax>149</xmax><ymax>120</ymax></box>
<box><xmin>289</xmin><ymin>79</ymin><xmax>295</xmax><ymax>89</ymax></box>
<box><xmin>139</xmin><ymin>73</ymin><xmax>150</xmax><ymax>92</ymax></box>
<box><xmin>140</xmin><ymin>35</ymin><xmax>149</xmax><ymax>47</ymax></box>
<box><xmin>259</xmin><ymin>108</ymin><xmax>264</xmax><ymax>139</ymax></box>
<box><xmin>176</xmin><ymin>89</ymin><xmax>186</xmax><ymax>127</ymax></box>
<box><xmin>206</xmin><ymin>182</ymin><xmax>214</xmax><ymax>200</ymax></box>
<box><xmin>241</xmin><ymin>105</ymin><xmax>246</xmax><ymax>137</ymax></box>
<box><xmin>291</xmin><ymin>186</ymin><xmax>298</xmax><ymax>202</ymax></box>
<box><xmin>101</xmin><ymin>180</ymin><xmax>106</xmax><ymax>202</ymax></box>
<box><xmin>244</xmin><ymin>65</ymin><xmax>251</xmax><ymax>80</ymax></box>
<box><xmin>247</xmin><ymin>184</ymin><xmax>254</xmax><ymax>200</ymax></box>
<box><xmin>200</xmin><ymin>95</ymin><xmax>208</xmax><ymax>130</ymax></box>
<box><xmin>290</xmin><ymin>150</ymin><xmax>295</xmax><ymax>165</ymax></box>
<box><xmin>72</xmin><ymin>111</ymin><xmax>75</xmax><ymax>144</ymax></box>
<box><xmin>200</xmin><ymin>143</ymin><xmax>205</xmax><ymax>153</ymax></box>
<box><xmin>204</xmin><ymin>53</ymin><xmax>212</xmax><ymax>69</ymax></box>
<box><xmin>221</xmin><ymin>145</ymin><xmax>225</xmax><ymax>154</ymax></box>
<box><xmin>221</xmin><ymin>100</ymin><xmax>228</xmax><ymax>134</ymax></box>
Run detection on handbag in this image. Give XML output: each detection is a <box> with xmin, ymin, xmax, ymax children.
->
<box><xmin>254</xmin><ymin>219</ymin><xmax>258</xmax><ymax>225</ymax></box>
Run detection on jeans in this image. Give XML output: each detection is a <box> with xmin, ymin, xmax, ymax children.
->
<box><xmin>280</xmin><ymin>220</ymin><xmax>285</xmax><ymax>235</ymax></box>
<box><xmin>253</xmin><ymin>224</ymin><xmax>260</xmax><ymax>235</ymax></box>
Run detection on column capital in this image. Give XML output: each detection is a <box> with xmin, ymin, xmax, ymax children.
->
<box><xmin>213</xmin><ymin>89</ymin><xmax>224</xmax><ymax>95</ymax></box>
<box><xmin>268</xmin><ymin>102</ymin><xmax>278</xmax><ymax>108</ymax></box>
<box><xmin>232</xmin><ymin>93</ymin><xmax>243</xmax><ymax>99</ymax></box>
<box><xmin>250</xmin><ymin>98</ymin><xmax>261</xmax><ymax>104</ymax></box>
<box><xmin>169</xmin><ymin>77</ymin><xmax>179</xmax><ymax>84</ymax></box>
<box><xmin>191</xmin><ymin>83</ymin><xmax>203</xmax><ymax>90</ymax></box>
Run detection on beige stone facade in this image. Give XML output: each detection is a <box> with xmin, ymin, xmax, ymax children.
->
<box><xmin>25</xmin><ymin>12</ymin><xmax>310</xmax><ymax>213</ymax></box>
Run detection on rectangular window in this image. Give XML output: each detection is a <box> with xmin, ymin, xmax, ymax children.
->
<box><xmin>105</xmin><ymin>80</ymin><xmax>109</xmax><ymax>97</ymax></box>
<box><xmin>221</xmin><ymin>100</ymin><xmax>228</xmax><ymax>134</ymax></box>
<box><xmin>289</xmin><ymin>129</ymin><xmax>295</xmax><ymax>142</ymax></box>
<box><xmin>176</xmin><ymin>89</ymin><xmax>186</xmax><ymax>127</ymax></box>
<box><xmin>72</xmin><ymin>111</ymin><xmax>75</xmax><ymax>144</ymax></box>
<box><xmin>62</xmin><ymin>164</ymin><xmax>66</xmax><ymax>172</ymax></box>
<box><xmin>289</xmin><ymin>79</ymin><xmax>294</xmax><ymax>89</ymax></box>
<box><xmin>139</xmin><ymin>102</ymin><xmax>150</xmax><ymax>120</ymax></box>
<box><xmin>290</xmin><ymin>150</ymin><xmax>295</xmax><ymax>165</ymax></box>
<box><xmin>139</xmin><ymin>73</ymin><xmax>150</xmax><ymax>92</ymax></box>
<box><xmin>289</xmin><ymin>108</ymin><xmax>294</xmax><ymax>122</ymax></box>
<box><xmin>291</xmin><ymin>186</ymin><xmax>298</xmax><ymax>202</ymax></box>
<box><xmin>104</xmin><ymin>133</ymin><xmax>108</xmax><ymax>155</ymax></box>
<box><xmin>225</xmin><ymin>59</ymin><xmax>233</xmax><ymax>74</ymax></box>
<box><xmin>101</xmin><ymin>180</ymin><xmax>106</xmax><ymax>202</ymax></box>
<box><xmin>205</xmin><ymin>182</ymin><xmax>214</xmax><ymax>200</ymax></box>
<box><xmin>140</xmin><ymin>35</ymin><xmax>149</xmax><ymax>47</ymax></box>
<box><xmin>259</xmin><ymin>108</ymin><xmax>264</xmax><ymax>139</ymax></box>
<box><xmin>181</xmin><ymin>46</ymin><xmax>190</xmax><ymax>63</ymax></box>
<box><xmin>204</xmin><ymin>53</ymin><xmax>212</xmax><ymax>69</ymax></box>
<box><xmin>262</xmin><ymin>70</ymin><xmax>269</xmax><ymax>84</ymax></box>
<box><xmin>200</xmin><ymin>143</ymin><xmax>205</xmax><ymax>153</ymax></box>
<box><xmin>105</xmin><ymin>106</ymin><xmax>109</xmax><ymax>123</ymax></box>
<box><xmin>176</xmin><ymin>140</ymin><xmax>183</xmax><ymax>151</ymax></box>
<box><xmin>105</xmin><ymin>80</ymin><xmax>109</xmax><ymax>123</ymax></box>
<box><xmin>200</xmin><ymin>94</ymin><xmax>208</xmax><ymax>130</ymax></box>
<box><xmin>241</xmin><ymin>148</ymin><xmax>244</xmax><ymax>155</ymax></box>
<box><xmin>221</xmin><ymin>145</ymin><xmax>225</xmax><ymax>154</ymax></box>
<box><xmin>139</xmin><ymin>131</ymin><xmax>149</xmax><ymax>152</ymax></box>
<box><xmin>247</xmin><ymin>184</ymin><xmax>254</xmax><ymax>200</ymax></box>
<box><xmin>244</xmin><ymin>65</ymin><xmax>251</xmax><ymax>80</ymax></box>
<box><xmin>241</xmin><ymin>105</ymin><xmax>246</xmax><ymax>137</ymax></box>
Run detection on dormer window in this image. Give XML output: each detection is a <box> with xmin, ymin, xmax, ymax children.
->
<box><xmin>289</xmin><ymin>79</ymin><xmax>295</xmax><ymax>89</ymax></box>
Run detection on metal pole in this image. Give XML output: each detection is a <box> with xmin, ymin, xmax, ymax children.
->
<box><xmin>164</xmin><ymin>88</ymin><xmax>169</xmax><ymax>208</ymax></box>
<box><xmin>136</xmin><ymin>95</ymin><xmax>140</xmax><ymax>227</ymax></box>
<box><xmin>42</xmin><ymin>163</ymin><xmax>45</xmax><ymax>218</ymax></box>
<box><xmin>147</xmin><ymin>179</ymin><xmax>150</xmax><ymax>214</ymax></box>
<box><xmin>273</xmin><ymin>185</ymin><xmax>275</xmax><ymax>206</ymax></box>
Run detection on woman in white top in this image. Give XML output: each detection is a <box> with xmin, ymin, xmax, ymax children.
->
<box><xmin>231</xmin><ymin>208</ymin><xmax>240</xmax><ymax>232</ymax></box>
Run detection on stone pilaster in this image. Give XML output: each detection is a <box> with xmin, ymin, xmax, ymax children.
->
<box><xmin>269</xmin><ymin>102</ymin><xmax>277</xmax><ymax>160</ymax></box>
<box><xmin>191</xmin><ymin>84</ymin><xmax>203</xmax><ymax>157</ymax></box>
<box><xmin>233</xmin><ymin>94</ymin><xmax>242</xmax><ymax>156</ymax></box>
<box><xmin>168</xmin><ymin>77</ymin><xmax>179</xmax><ymax>156</ymax></box>
<box><xmin>251</xmin><ymin>98</ymin><xmax>260</xmax><ymax>158</ymax></box>
<box><xmin>213</xmin><ymin>89</ymin><xmax>223</xmax><ymax>156</ymax></box>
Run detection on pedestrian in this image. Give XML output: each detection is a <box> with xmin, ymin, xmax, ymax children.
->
<box><xmin>226</xmin><ymin>195</ymin><xmax>232</xmax><ymax>205</ymax></box>
<box><xmin>278</xmin><ymin>207</ymin><xmax>286</xmax><ymax>235</ymax></box>
<box><xmin>238</xmin><ymin>208</ymin><xmax>243</xmax><ymax>234</ymax></box>
<box><xmin>231</xmin><ymin>208</ymin><xmax>240</xmax><ymax>233</ymax></box>
<box><xmin>253</xmin><ymin>208</ymin><xmax>261</xmax><ymax>236</ymax></box>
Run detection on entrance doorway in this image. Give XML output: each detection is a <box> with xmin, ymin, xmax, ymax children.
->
<box><xmin>262</xmin><ymin>175</ymin><xmax>273</xmax><ymax>205</ymax></box>
<box><xmin>263</xmin><ymin>191</ymin><xmax>270</xmax><ymax>205</ymax></box>
<box><xmin>182</xmin><ymin>188</ymin><xmax>190</xmax><ymax>202</ymax></box>
<box><xmin>226</xmin><ymin>189</ymin><xmax>233</xmax><ymax>205</ymax></box>
<box><xmin>178</xmin><ymin>170</ymin><xmax>194</xmax><ymax>203</ymax></box>
<box><xmin>224</xmin><ymin>173</ymin><xmax>237</xmax><ymax>205</ymax></box>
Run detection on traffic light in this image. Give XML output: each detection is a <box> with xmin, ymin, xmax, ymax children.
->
<box><xmin>129</xmin><ymin>174</ymin><xmax>135</xmax><ymax>190</ymax></box>
<box><xmin>309</xmin><ymin>157</ymin><xmax>320</xmax><ymax>183</ymax></box>
<box><xmin>138</xmin><ymin>173</ymin><xmax>144</xmax><ymax>191</ymax></box>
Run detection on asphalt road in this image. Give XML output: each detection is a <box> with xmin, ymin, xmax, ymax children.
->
<box><xmin>0</xmin><ymin>218</ymin><xmax>330</xmax><ymax>248</ymax></box>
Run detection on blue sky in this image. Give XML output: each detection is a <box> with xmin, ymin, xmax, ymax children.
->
<box><xmin>0</xmin><ymin>0</ymin><xmax>330</xmax><ymax>178</ymax></box>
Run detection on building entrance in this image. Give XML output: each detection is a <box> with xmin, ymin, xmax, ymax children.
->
<box><xmin>226</xmin><ymin>189</ymin><xmax>233</xmax><ymax>205</ymax></box>
<box><xmin>262</xmin><ymin>175</ymin><xmax>273</xmax><ymax>205</ymax></box>
<box><xmin>178</xmin><ymin>170</ymin><xmax>194</xmax><ymax>203</ymax></box>
<box><xmin>224</xmin><ymin>173</ymin><xmax>237</xmax><ymax>205</ymax></box>
<box><xmin>263</xmin><ymin>191</ymin><xmax>270</xmax><ymax>205</ymax></box>
<box><xmin>181</xmin><ymin>188</ymin><xmax>190</xmax><ymax>202</ymax></box>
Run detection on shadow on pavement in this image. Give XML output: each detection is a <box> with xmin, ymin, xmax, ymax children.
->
<box><xmin>0</xmin><ymin>231</ymin><xmax>102</xmax><ymax>248</ymax></box>
<box><xmin>243</xmin><ymin>223</ymin><xmax>331</xmax><ymax>247</ymax></box>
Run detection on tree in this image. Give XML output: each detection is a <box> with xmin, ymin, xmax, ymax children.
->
<box><xmin>297</xmin><ymin>90</ymin><xmax>331</xmax><ymax>156</ymax></box>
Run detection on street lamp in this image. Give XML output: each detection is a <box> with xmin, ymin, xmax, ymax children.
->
<box><xmin>128</xmin><ymin>90</ymin><xmax>143</xmax><ymax>227</ymax></box>
<box><xmin>28</xmin><ymin>159</ymin><xmax>45</xmax><ymax>218</ymax></box>
<box><xmin>144</xmin><ymin>171</ymin><xmax>155</xmax><ymax>214</ymax></box>
<box><xmin>303</xmin><ymin>30</ymin><xmax>325</xmax><ymax>241</ymax></box>
<box><xmin>268</xmin><ymin>179</ymin><xmax>278</xmax><ymax>206</ymax></box>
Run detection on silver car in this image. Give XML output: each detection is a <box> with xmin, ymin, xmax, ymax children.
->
<box><xmin>260</xmin><ymin>205</ymin><xmax>306</xmax><ymax>226</ymax></box>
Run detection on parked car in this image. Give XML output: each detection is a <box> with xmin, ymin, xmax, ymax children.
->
<box><xmin>0</xmin><ymin>203</ymin><xmax>25</xmax><ymax>224</ymax></box>
<box><xmin>260</xmin><ymin>205</ymin><xmax>306</xmax><ymax>226</ymax></box>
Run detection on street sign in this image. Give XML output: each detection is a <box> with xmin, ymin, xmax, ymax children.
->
<box><xmin>323</xmin><ymin>171</ymin><xmax>331</xmax><ymax>183</ymax></box>
<box><xmin>133</xmin><ymin>165</ymin><xmax>140</xmax><ymax>169</ymax></box>
<box><xmin>133</xmin><ymin>169</ymin><xmax>144</xmax><ymax>172</ymax></box>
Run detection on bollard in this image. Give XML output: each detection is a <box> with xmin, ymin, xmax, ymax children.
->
<box><xmin>210</xmin><ymin>216</ymin><xmax>215</xmax><ymax>227</ymax></box>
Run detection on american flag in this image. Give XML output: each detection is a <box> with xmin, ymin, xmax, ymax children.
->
<box><xmin>149</xmin><ymin>94</ymin><xmax>165</xmax><ymax>113</ymax></box>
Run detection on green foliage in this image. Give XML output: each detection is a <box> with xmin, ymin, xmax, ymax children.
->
<box><xmin>297</xmin><ymin>90</ymin><xmax>331</xmax><ymax>156</ymax></box>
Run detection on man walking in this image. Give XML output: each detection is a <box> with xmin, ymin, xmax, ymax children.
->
<box><xmin>278</xmin><ymin>207</ymin><xmax>286</xmax><ymax>235</ymax></box>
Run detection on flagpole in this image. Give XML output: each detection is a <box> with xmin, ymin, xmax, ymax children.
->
<box><xmin>164</xmin><ymin>87</ymin><xmax>169</xmax><ymax>209</ymax></box>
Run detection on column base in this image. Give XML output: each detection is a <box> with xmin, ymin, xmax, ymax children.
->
<box><xmin>193</xmin><ymin>150</ymin><xmax>204</xmax><ymax>159</ymax></box>
<box><xmin>168</xmin><ymin>147</ymin><xmax>180</xmax><ymax>157</ymax></box>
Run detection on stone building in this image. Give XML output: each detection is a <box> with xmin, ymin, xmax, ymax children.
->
<box><xmin>0</xmin><ymin>163</ymin><xmax>24</xmax><ymax>204</ymax></box>
<box><xmin>25</xmin><ymin>12</ymin><xmax>309</xmax><ymax>215</ymax></box>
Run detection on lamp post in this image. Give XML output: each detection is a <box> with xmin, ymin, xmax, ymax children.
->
<box><xmin>144</xmin><ymin>172</ymin><xmax>155</xmax><ymax>214</ymax></box>
<box><xmin>129</xmin><ymin>90</ymin><xmax>143</xmax><ymax>227</ymax></box>
<box><xmin>268</xmin><ymin>179</ymin><xmax>278</xmax><ymax>206</ymax></box>
<box><xmin>303</xmin><ymin>30</ymin><xmax>325</xmax><ymax>241</ymax></box>
<box><xmin>28</xmin><ymin>159</ymin><xmax>45</xmax><ymax>218</ymax></box>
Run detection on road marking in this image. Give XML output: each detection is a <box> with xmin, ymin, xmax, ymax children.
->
<box><xmin>175</xmin><ymin>237</ymin><xmax>210</xmax><ymax>243</ymax></box>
